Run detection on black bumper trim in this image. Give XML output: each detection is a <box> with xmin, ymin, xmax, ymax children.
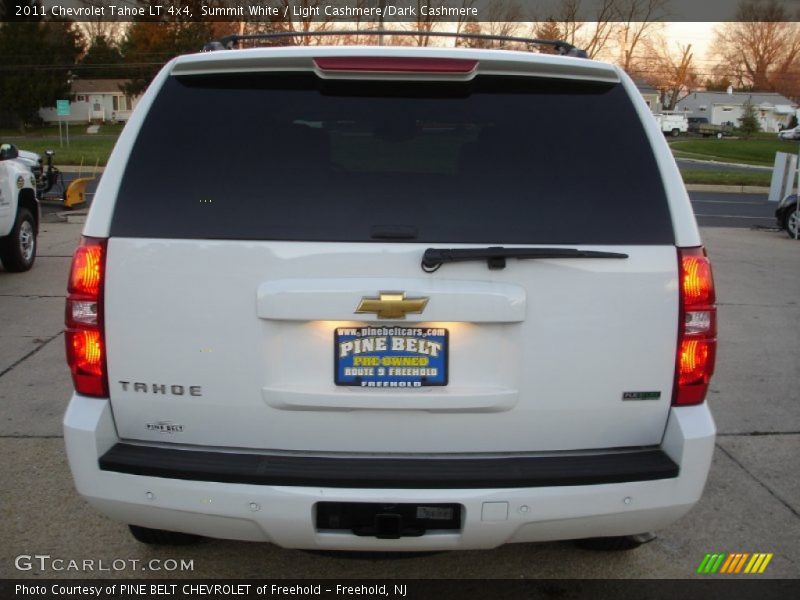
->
<box><xmin>99</xmin><ymin>443</ymin><xmax>679</xmax><ymax>489</ymax></box>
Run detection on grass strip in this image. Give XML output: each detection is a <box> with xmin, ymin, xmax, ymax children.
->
<box><xmin>681</xmin><ymin>169</ymin><xmax>771</xmax><ymax>186</ymax></box>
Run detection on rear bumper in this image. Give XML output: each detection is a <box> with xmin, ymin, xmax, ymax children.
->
<box><xmin>64</xmin><ymin>395</ymin><xmax>715</xmax><ymax>550</ymax></box>
<box><xmin>98</xmin><ymin>443</ymin><xmax>679</xmax><ymax>489</ymax></box>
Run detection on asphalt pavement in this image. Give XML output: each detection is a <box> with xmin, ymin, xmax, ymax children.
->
<box><xmin>691</xmin><ymin>192</ymin><xmax>778</xmax><ymax>229</ymax></box>
<box><xmin>0</xmin><ymin>220</ymin><xmax>798</xmax><ymax>580</ymax></box>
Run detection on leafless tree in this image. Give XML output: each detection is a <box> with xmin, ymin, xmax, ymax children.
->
<box><xmin>636</xmin><ymin>38</ymin><xmax>698</xmax><ymax>109</ymax></box>
<box><xmin>453</xmin><ymin>0</ymin><xmax>478</xmax><ymax>36</ymax></box>
<box><xmin>234</xmin><ymin>1</ymin><xmax>335</xmax><ymax>45</ymax></box>
<box><xmin>615</xmin><ymin>0</ymin><xmax>668</xmax><ymax>71</ymax></box>
<box><xmin>481</xmin><ymin>1</ymin><xmax>526</xmax><ymax>48</ymax></box>
<box><xmin>402</xmin><ymin>0</ymin><xmax>442</xmax><ymax>47</ymax></box>
<box><xmin>711</xmin><ymin>0</ymin><xmax>800</xmax><ymax>93</ymax></box>
<box><xmin>543</xmin><ymin>0</ymin><xmax>619</xmax><ymax>59</ymax></box>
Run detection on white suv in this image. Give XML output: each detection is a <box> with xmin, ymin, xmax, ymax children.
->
<box><xmin>63</xmin><ymin>37</ymin><xmax>717</xmax><ymax>551</ymax></box>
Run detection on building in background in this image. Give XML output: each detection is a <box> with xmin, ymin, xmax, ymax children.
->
<box><xmin>635</xmin><ymin>81</ymin><xmax>662</xmax><ymax>113</ymax></box>
<box><xmin>39</xmin><ymin>80</ymin><xmax>140</xmax><ymax>123</ymax></box>
<box><xmin>676</xmin><ymin>89</ymin><xmax>797</xmax><ymax>132</ymax></box>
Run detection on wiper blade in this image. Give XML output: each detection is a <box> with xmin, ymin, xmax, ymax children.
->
<box><xmin>421</xmin><ymin>247</ymin><xmax>629</xmax><ymax>272</ymax></box>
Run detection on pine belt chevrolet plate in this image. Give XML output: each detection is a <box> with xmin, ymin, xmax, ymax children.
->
<box><xmin>335</xmin><ymin>326</ymin><xmax>448</xmax><ymax>387</ymax></box>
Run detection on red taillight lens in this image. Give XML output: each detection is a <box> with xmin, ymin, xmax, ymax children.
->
<box><xmin>65</xmin><ymin>237</ymin><xmax>108</xmax><ymax>397</ymax></box>
<box><xmin>682</xmin><ymin>254</ymin><xmax>714</xmax><ymax>305</ymax></box>
<box><xmin>314</xmin><ymin>57</ymin><xmax>478</xmax><ymax>73</ymax></box>
<box><xmin>674</xmin><ymin>247</ymin><xmax>717</xmax><ymax>406</ymax></box>
<box><xmin>69</xmin><ymin>243</ymin><xmax>103</xmax><ymax>296</ymax></box>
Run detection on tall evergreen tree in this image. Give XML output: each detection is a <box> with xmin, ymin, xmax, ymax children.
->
<box><xmin>0</xmin><ymin>7</ymin><xmax>85</xmax><ymax>130</ymax></box>
<box><xmin>77</xmin><ymin>35</ymin><xmax>125</xmax><ymax>79</ymax></box>
<box><xmin>738</xmin><ymin>101</ymin><xmax>761</xmax><ymax>138</ymax></box>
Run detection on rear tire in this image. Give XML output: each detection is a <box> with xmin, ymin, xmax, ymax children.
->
<box><xmin>785</xmin><ymin>207</ymin><xmax>800</xmax><ymax>239</ymax></box>
<box><xmin>0</xmin><ymin>208</ymin><xmax>36</xmax><ymax>272</ymax></box>
<box><xmin>575</xmin><ymin>533</ymin><xmax>654</xmax><ymax>551</ymax></box>
<box><xmin>671</xmin><ymin>128</ymin><xmax>680</xmax><ymax>137</ymax></box>
<box><xmin>128</xmin><ymin>525</ymin><xmax>204</xmax><ymax>546</ymax></box>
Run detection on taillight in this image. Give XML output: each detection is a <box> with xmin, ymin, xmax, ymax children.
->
<box><xmin>65</xmin><ymin>237</ymin><xmax>108</xmax><ymax>397</ymax></box>
<box><xmin>314</xmin><ymin>57</ymin><xmax>478</xmax><ymax>73</ymax></box>
<box><xmin>673</xmin><ymin>247</ymin><xmax>716</xmax><ymax>406</ymax></box>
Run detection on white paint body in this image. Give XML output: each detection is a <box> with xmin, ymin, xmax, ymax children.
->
<box><xmin>0</xmin><ymin>153</ymin><xmax>36</xmax><ymax>237</ymax></box>
<box><xmin>654</xmin><ymin>113</ymin><xmax>689</xmax><ymax>135</ymax></box>
<box><xmin>65</xmin><ymin>396</ymin><xmax>715</xmax><ymax>549</ymax></box>
<box><xmin>65</xmin><ymin>45</ymin><xmax>715</xmax><ymax>549</ymax></box>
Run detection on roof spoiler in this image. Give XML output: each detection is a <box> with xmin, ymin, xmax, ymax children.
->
<box><xmin>201</xmin><ymin>30</ymin><xmax>589</xmax><ymax>58</ymax></box>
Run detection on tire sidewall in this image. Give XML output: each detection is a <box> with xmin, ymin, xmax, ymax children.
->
<box><xmin>786</xmin><ymin>207</ymin><xmax>800</xmax><ymax>239</ymax></box>
<box><xmin>1</xmin><ymin>208</ymin><xmax>36</xmax><ymax>271</ymax></box>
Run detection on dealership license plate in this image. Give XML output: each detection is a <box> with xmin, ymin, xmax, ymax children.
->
<box><xmin>335</xmin><ymin>327</ymin><xmax>448</xmax><ymax>387</ymax></box>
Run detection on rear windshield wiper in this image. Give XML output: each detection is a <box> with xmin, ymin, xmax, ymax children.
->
<box><xmin>421</xmin><ymin>247</ymin><xmax>629</xmax><ymax>272</ymax></box>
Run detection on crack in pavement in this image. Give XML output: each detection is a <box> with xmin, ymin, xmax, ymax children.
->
<box><xmin>717</xmin><ymin>302</ymin><xmax>800</xmax><ymax>308</ymax></box>
<box><xmin>715</xmin><ymin>442</ymin><xmax>800</xmax><ymax>520</ymax></box>
<box><xmin>0</xmin><ymin>294</ymin><xmax>65</xmax><ymax>298</ymax></box>
<box><xmin>718</xmin><ymin>431</ymin><xmax>800</xmax><ymax>437</ymax></box>
<box><xmin>0</xmin><ymin>435</ymin><xmax>63</xmax><ymax>439</ymax></box>
<box><xmin>0</xmin><ymin>331</ymin><xmax>63</xmax><ymax>380</ymax></box>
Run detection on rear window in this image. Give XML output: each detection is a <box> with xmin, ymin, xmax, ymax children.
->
<box><xmin>110</xmin><ymin>71</ymin><xmax>673</xmax><ymax>244</ymax></box>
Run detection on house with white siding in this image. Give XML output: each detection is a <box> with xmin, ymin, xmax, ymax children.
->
<box><xmin>676</xmin><ymin>89</ymin><xmax>796</xmax><ymax>132</ymax></box>
<box><xmin>634</xmin><ymin>81</ymin><xmax>661</xmax><ymax>113</ymax></box>
<box><xmin>39</xmin><ymin>80</ymin><xmax>140</xmax><ymax>124</ymax></box>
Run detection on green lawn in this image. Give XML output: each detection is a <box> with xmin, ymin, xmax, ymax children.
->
<box><xmin>14</xmin><ymin>138</ymin><xmax>117</xmax><ymax>166</ymax></box>
<box><xmin>1</xmin><ymin>123</ymin><xmax>123</xmax><ymax>165</ymax></box>
<box><xmin>0</xmin><ymin>123</ymin><xmax>126</xmax><ymax>138</ymax></box>
<box><xmin>681</xmin><ymin>169</ymin><xmax>771</xmax><ymax>187</ymax></box>
<box><xmin>670</xmin><ymin>137</ymin><xmax>794</xmax><ymax>166</ymax></box>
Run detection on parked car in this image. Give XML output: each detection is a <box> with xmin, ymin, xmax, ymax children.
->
<box><xmin>0</xmin><ymin>143</ymin><xmax>39</xmax><ymax>271</ymax></box>
<box><xmin>777</xmin><ymin>126</ymin><xmax>800</xmax><ymax>141</ymax></box>
<box><xmin>63</xmin><ymin>37</ymin><xmax>717</xmax><ymax>553</ymax></box>
<box><xmin>776</xmin><ymin>194</ymin><xmax>799</xmax><ymax>238</ymax></box>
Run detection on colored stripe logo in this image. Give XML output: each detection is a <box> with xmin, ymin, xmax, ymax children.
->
<box><xmin>697</xmin><ymin>553</ymin><xmax>773</xmax><ymax>574</ymax></box>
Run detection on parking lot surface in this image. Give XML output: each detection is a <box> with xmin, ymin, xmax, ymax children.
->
<box><xmin>691</xmin><ymin>192</ymin><xmax>778</xmax><ymax>229</ymax></box>
<box><xmin>0</xmin><ymin>222</ymin><xmax>798</xmax><ymax>579</ymax></box>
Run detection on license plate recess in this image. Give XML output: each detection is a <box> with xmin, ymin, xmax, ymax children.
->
<box><xmin>335</xmin><ymin>326</ymin><xmax>448</xmax><ymax>387</ymax></box>
<box><xmin>316</xmin><ymin>502</ymin><xmax>462</xmax><ymax>538</ymax></box>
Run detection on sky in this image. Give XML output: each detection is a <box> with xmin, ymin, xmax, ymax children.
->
<box><xmin>665</xmin><ymin>22</ymin><xmax>716</xmax><ymax>58</ymax></box>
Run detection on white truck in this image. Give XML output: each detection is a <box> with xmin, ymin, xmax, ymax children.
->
<box><xmin>64</xmin><ymin>35</ymin><xmax>717</xmax><ymax>552</ymax></box>
<box><xmin>0</xmin><ymin>143</ymin><xmax>39</xmax><ymax>271</ymax></box>
<box><xmin>654</xmin><ymin>112</ymin><xmax>688</xmax><ymax>137</ymax></box>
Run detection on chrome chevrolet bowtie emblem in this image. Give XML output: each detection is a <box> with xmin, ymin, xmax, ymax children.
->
<box><xmin>355</xmin><ymin>292</ymin><xmax>429</xmax><ymax>320</ymax></box>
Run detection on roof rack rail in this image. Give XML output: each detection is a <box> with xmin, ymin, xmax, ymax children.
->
<box><xmin>202</xmin><ymin>30</ymin><xmax>589</xmax><ymax>58</ymax></box>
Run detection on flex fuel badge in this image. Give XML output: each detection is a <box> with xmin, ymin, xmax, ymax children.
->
<box><xmin>622</xmin><ymin>391</ymin><xmax>661</xmax><ymax>401</ymax></box>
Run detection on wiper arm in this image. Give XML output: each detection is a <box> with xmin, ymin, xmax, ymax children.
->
<box><xmin>421</xmin><ymin>246</ymin><xmax>629</xmax><ymax>272</ymax></box>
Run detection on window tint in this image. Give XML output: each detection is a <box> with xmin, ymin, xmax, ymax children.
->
<box><xmin>110</xmin><ymin>72</ymin><xmax>673</xmax><ymax>244</ymax></box>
